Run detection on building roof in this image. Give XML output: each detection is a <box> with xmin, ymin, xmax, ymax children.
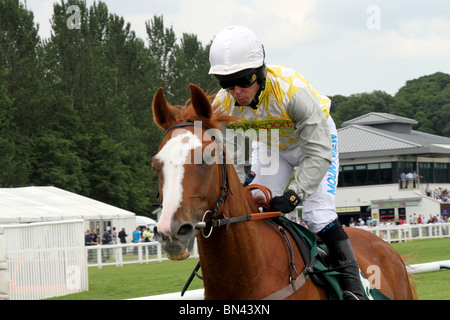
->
<box><xmin>338</xmin><ymin>112</ymin><xmax>450</xmax><ymax>159</ymax></box>
<box><xmin>0</xmin><ymin>186</ymin><xmax>135</xmax><ymax>224</ymax></box>
<box><xmin>342</xmin><ymin>112</ymin><xmax>417</xmax><ymax>126</ymax></box>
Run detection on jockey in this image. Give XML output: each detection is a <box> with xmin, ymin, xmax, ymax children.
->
<box><xmin>209</xmin><ymin>25</ymin><xmax>364</xmax><ymax>300</ymax></box>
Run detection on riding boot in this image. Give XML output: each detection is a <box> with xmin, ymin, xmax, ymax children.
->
<box><xmin>318</xmin><ymin>219</ymin><xmax>365</xmax><ymax>300</ymax></box>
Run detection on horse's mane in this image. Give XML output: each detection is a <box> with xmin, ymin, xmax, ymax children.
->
<box><xmin>168</xmin><ymin>95</ymin><xmax>236</xmax><ymax>130</ymax></box>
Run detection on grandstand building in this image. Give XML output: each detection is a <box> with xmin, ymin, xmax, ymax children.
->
<box><xmin>336</xmin><ymin>112</ymin><xmax>450</xmax><ymax>226</ymax></box>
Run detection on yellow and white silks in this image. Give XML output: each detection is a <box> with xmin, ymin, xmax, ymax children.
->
<box><xmin>213</xmin><ymin>65</ymin><xmax>339</xmax><ymax>233</ymax></box>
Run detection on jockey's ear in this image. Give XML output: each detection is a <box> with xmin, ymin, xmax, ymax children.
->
<box><xmin>189</xmin><ymin>83</ymin><xmax>212</xmax><ymax>120</ymax></box>
<box><xmin>153</xmin><ymin>87</ymin><xmax>176</xmax><ymax>130</ymax></box>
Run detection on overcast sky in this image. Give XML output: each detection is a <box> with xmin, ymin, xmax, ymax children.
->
<box><xmin>26</xmin><ymin>0</ymin><xmax>450</xmax><ymax>97</ymax></box>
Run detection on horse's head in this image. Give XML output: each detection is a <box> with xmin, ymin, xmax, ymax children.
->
<box><xmin>152</xmin><ymin>84</ymin><xmax>230</xmax><ymax>260</ymax></box>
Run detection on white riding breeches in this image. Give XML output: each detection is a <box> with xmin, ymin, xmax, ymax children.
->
<box><xmin>250</xmin><ymin>116</ymin><xmax>339</xmax><ymax>233</ymax></box>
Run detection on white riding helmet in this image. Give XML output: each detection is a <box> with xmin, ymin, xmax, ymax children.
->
<box><xmin>209</xmin><ymin>25</ymin><xmax>265</xmax><ymax>76</ymax></box>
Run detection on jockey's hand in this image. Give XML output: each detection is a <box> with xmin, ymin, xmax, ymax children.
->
<box><xmin>269</xmin><ymin>190</ymin><xmax>301</xmax><ymax>213</ymax></box>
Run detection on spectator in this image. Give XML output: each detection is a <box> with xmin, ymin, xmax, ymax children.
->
<box><xmin>118</xmin><ymin>228</ymin><xmax>128</xmax><ymax>255</ymax></box>
<box><xmin>412</xmin><ymin>171</ymin><xmax>422</xmax><ymax>188</ymax></box>
<box><xmin>405</xmin><ymin>172</ymin><xmax>413</xmax><ymax>189</ymax></box>
<box><xmin>102</xmin><ymin>229</ymin><xmax>111</xmax><ymax>244</ymax></box>
<box><xmin>441</xmin><ymin>190</ymin><xmax>448</xmax><ymax>202</ymax></box>
<box><xmin>101</xmin><ymin>229</ymin><xmax>111</xmax><ymax>261</ymax></box>
<box><xmin>85</xmin><ymin>230</ymin><xmax>94</xmax><ymax>262</ymax></box>
<box><xmin>85</xmin><ymin>230</ymin><xmax>93</xmax><ymax>246</ymax></box>
<box><xmin>112</xmin><ymin>227</ymin><xmax>118</xmax><ymax>244</ymax></box>
<box><xmin>132</xmin><ymin>227</ymin><xmax>141</xmax><ymax>243</ymax></box>
<box><xmin>91</xmin><ymin>229</ymin><xmax>98</xmax><ymax>245</ymax></box>
<box><xmin>425</xmin><ymin>184</ymin><xmax>431</xmax><ymax>197</ymax></box>
<box><xmin>399</xmin><ymin>171</ymin><xmax>406</xmax><ymax>189</ymax></box>
<box><xmin>143</xmin><ymin>227</ymin><xmax>151</xmax><ymax>242</ymax></box>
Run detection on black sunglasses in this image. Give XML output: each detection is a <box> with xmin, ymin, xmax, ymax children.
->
<box><xmin>219</xmin><ymin>72</ymin><xmax>258</xmax><ymax>90</ymax></box>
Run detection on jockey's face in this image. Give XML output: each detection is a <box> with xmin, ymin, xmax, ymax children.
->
<box><xmin>227</xmin><ymin>81</ymin><xmax>261</xmax><ymax>106</ymax></box>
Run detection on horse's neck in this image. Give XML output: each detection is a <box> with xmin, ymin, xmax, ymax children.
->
<box><xmin>197</xmin><ymin>167</ymin><xmax>275</xmax><ymax>298</ymax></box>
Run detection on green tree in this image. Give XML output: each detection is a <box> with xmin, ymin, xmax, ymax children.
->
<box><xmin>0</xmin><ymin>0</ymin><xmax>45</xmax><ymax>186</ymax></box>
<box><xmin>170</xmin><ymin>33</ymin><xmax>217</xmax><ymax>105</ymax></box>
<box><xmin>146</xmin><ymin>15</ymin><xmax>176</xmax><ymax>91</ymax></box>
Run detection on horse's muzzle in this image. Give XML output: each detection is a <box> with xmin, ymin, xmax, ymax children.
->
<box><xmin>154</xmin><ymin>222</ymin><xmax>197</xmax><ymax>260</ymax></box>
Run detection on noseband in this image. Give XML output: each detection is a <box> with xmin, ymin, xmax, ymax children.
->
<box><xmin>164</xmin><ymin>121</ymin><xmax>231</xmax><ymax>236</ymax></box>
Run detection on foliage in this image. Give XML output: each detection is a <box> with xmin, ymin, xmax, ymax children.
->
<box><xmin>1</xmin><ymin>0</ymin><xmax>449</xmax><ymax>218</ymax></box>
<box><xmin>0</xmin><ymin>0</ymin><xmax>216</xmax><ymax>217</ymax></box>
<box><xmin>330</xmin><ymin>73</ymin><xmax>450</xmax><ymax>137</ymax></box>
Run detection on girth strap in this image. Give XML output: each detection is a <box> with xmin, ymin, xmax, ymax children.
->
<box><xmin>262</xmin><ymin>272</ymin><xmax>309</xmax><ymax>300</ymax></box>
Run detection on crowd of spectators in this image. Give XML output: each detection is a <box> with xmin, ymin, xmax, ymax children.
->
<box><xmin>343</xmin><ymin>214</ymin><xmax>449</xmax><ymax>228</ymax></box>
<box><xmin>429</xmin><ymin>186</ymin><xmax>449</xmax><ymax>202</ymax></box>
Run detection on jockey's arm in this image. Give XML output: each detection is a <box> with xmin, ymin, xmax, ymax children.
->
<box><xmin>286</xmin><ymin>89</ymin><xmax>332</xmax><ymax>202</ymax></box>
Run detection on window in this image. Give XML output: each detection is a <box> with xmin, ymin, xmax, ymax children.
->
<box><xmin>342</xmin><ymin>166</ymin><xmax>355</xmax><ymax>186</ymax></box>
<box><xmin>355</xmin><ymin>165</ymin><xmax>367</xmax><ymax>185</ymax></box>
<box><xmin>418</xmin><ymin>163</ymin><xmax>432</xmax><ymax>183</ymax></box>
<box><xmin>435</xmin><ymin>163</ymin><xmax>449</xmax><ymax>183</ymax></box>
<box><xmin>380</xmin><ymin>162</ymin><xmax>393</xmax><ymax>184</ymax></box>
<box><xmin>339</xmin><ymin>162</ymin><xmax>395</xmax><ymax>186</ymax></box>
<box><xmin>367</xmin><ymin>163</ymin><xmax>380</xmax><ymax>185</ymax></box>
<box><xmin>398</xmin><ymin>208</ymin><xmax>406</xmax><ymax>221</ymax></box>
<box><xmin>380</xmin><ymin>209</ymin><xmax>395</xmax><ymax>222</ymax></box>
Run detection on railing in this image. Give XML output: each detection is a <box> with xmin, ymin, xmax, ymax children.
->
<box><xmin>398</xmin><ymin>178</ymin><xmax>421</xmax><ymax>190</ymax></box>
<box><xmin>85</xmin><ymin>240</ymin><xmax>199</xmax><ymax>268</ymax></box>
<box><xmin>358</xmin><ymin>222</ymin><xmax>450</xmax><ymax>243</ymax></box>
<box><xmin>88</xmin><ymin>223</ymin><xmax>450</xmax><ymax>269</ymax></box>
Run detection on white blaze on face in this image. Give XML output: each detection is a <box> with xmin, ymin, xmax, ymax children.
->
<box><xmin>155</xmin><ymin>131</ymin><xmax>202</xmax><ymax>238</ymax></box>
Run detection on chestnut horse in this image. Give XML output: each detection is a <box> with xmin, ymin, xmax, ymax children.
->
<box><xmin>152</xmin><ymin>84</ymin><xmax>415</xmax><ymax>300</ymax></box>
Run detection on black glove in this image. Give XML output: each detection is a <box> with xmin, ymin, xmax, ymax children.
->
<box><xmin>269</xmin><ymin>190</ymin><xmax>301</xmax><ymax>213</ymax></box>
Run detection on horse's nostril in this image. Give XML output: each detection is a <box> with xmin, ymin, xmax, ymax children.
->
<box><xmin>178</xmin><ymin>224</ymin><xmax>194</xmax><ymax>237</ymax></box>
<box><xmin>154</xmin><ymin>226</ymin><xmax>169</xmax><ymax>241</ymax></box>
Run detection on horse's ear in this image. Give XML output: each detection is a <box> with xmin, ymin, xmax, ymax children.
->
<box><xmin>153</xmin><ymin>87</ymin><xmax>176</xmax><ymax>130</ymax></box>
<box><xmin>189</xmin><ymin>84</ymin><xmax>212</xmax><ymax>119</ymax></box>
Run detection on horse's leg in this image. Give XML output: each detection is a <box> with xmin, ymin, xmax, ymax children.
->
<box><xmin>347</xmin><ymin>228</ymin><xmax>415</xmax><ymax>300</ymax></box>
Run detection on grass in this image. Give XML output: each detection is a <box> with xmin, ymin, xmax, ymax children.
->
<box><xmin>49</xmin><ymin>238</ymin><xmax>450</xmax><ymax>300</ymax></box>
<box><xmin>50</xmin><ymin>259</ymin><xmax>203</xmax><ymax>300</ymax></box>
<box><xmin>390</xmin><ymin>238</ymin><xmax>450</xmax><ymax>264</ymax></box>
<box><xmin>390</xmin><ymin>238</ymin><xmax>450</xmax><ymax>300</ymax></box>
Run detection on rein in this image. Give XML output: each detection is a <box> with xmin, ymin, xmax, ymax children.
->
<box><xmin>165</xmin><ymin>122</ymin><xmax>310</xmax><ymax>300</ymax></box>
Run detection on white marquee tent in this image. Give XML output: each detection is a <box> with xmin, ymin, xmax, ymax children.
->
<box><xmin>0</xmin><ymin>187</ymin><xmax>136</xmax><ymax>235</ymax></box>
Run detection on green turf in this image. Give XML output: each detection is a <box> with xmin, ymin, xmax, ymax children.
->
<box><xmin>390</xmin><ymin>238</ymin><xmax>450</xmax><ymax>264</ymax></box>
<box><xmin>49</xmin><ymin>259</ymin><xmax>203</xmax><ymax>300</ymax></box>
<box><xmin>48</xmin><ymin>238</ymin><xmax>450</xmax><ymax>300</ymax></box>
<box><xmin>390</xmin><ymin>238</ymin><xmax>450</xmax><ymax>300</ymax></box>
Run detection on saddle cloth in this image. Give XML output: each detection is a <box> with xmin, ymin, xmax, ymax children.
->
<box><xmin>272</xmin><ymin>216</ymin><xmax>390</xmax><ymax>300</ymax></box>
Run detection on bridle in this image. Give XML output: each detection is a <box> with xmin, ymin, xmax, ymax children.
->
<box><xmin>164</xmin><ymin>121</ymin><xmax>313</xmax><ymax>300</ymax></box>
<box><xmin>163</xmin><ymin>121</ymin><xmax>231</xmax><ymax>237</ymax></box>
